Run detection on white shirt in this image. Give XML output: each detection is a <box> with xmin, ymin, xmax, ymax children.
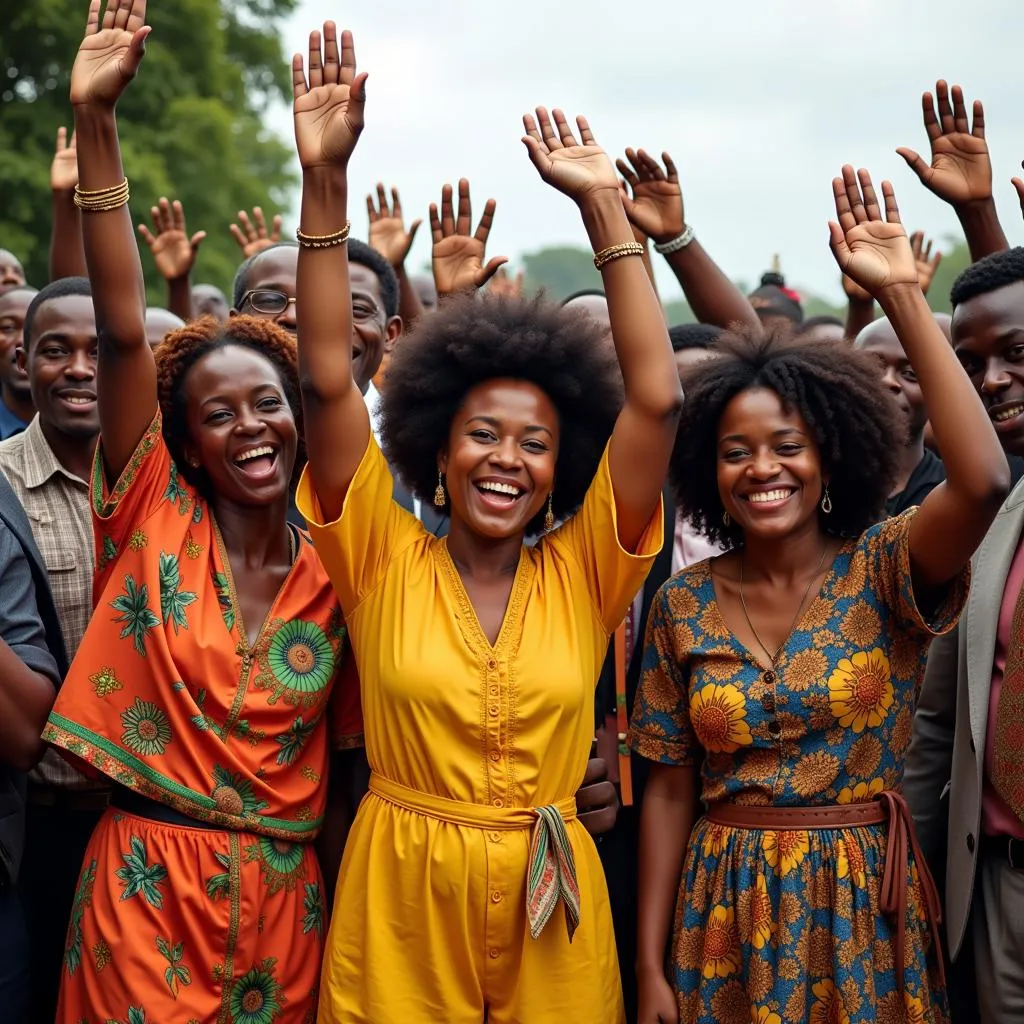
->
<box><xmin>365</xmin><ymin>381</ymin><xmax>422</xmax><ymax>520</ymax></box>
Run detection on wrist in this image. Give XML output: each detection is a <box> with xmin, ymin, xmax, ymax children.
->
<box><xmin>637</xmin><ymin>959</ymin><xmax>666</xmax><ymax>978</ymax></box>
<box><xmin>876</xmin><ymin>281</ymin><xmax>928</xmax><ymax>314</ymax></box>
<box><xmin>651</xmin><ymin>222</ymin><xmax>687</xmax><ymax>247</ymax></box>
<box><xmin>955</xmin><ymin>195</ymin><xmax>996</xmax><ymax>219</ymax></box>
<box><xmin>580</xmin><ymin>190</ymin><xmax>633</xmax><ymax>249</ymax></box>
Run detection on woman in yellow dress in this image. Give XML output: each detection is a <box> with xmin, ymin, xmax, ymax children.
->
<box><xmin>286</xmin><ymin>23</ymin><xmax>682</xmax><ymax>1023</ymax></box>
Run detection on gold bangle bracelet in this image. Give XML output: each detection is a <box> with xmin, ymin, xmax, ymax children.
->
<box><xmin>73</xmin><ymin>179</ymin><xmax>130</xmax><ymax>213</ymax></box>
<box><xmin>295</xmin><ymin>222</ymin><xmax>351</xmax><ymax>249</ymax></box>
<box><xmin>593</xmin><ymin>241</ymin><xmax>645</xmax><ymax>270</ymax></box>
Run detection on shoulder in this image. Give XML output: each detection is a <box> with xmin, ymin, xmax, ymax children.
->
<box><xmin>653</xmin><ymin>559</ymin><xmax>713</xmax><ymax>618</ymax></box>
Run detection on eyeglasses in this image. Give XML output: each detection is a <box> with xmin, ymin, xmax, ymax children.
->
<box><xmin>239</xmin><ymin>289</ymin><xmax>383</xmax><ymax>323</ymax></box>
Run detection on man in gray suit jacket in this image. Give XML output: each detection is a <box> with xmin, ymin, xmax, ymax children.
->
<box><xmin>904</xmin><ymin>247</ymin><xmax>1024</xmax><ymax>1020</ymax></box>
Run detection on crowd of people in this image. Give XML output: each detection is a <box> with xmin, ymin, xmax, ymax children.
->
<box><xmin>4</xmin><ymin>1</ymin><xmax>1024</xmax><ymax>1022</ymax></box>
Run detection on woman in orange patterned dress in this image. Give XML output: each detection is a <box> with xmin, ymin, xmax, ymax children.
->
<box><xmin>41</xmin><ymin>3</ymin><xmax>360</xmax><ymax>1021</ymax></box>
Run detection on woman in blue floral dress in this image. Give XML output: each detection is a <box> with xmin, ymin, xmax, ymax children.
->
<box><xmin>629</xmin><ymin>168</ymin><xmax>1009</xmax><ymax>1024</ymax></box>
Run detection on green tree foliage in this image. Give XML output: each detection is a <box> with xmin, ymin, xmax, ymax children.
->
<box><xmin>922</xmin><ymin>237</ymin><xmax>971</xmax><ymax>313</ymax></box>
<box><xmin>0</xmin><ymin>0</ymin><xmax>299</xmax><ymax>301</ymax></box>
<box><xmin>521</xmin><ymin>245</ymin><xmax>601</xmax><ymax>301</ymax></box>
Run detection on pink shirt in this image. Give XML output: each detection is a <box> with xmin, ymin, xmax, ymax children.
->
<box><xmin>982</xmin><ymin>537</ymin><xmax>1024</xmax><ymax>839</ymax></box>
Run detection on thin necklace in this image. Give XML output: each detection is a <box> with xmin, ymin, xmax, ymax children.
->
<box><xmin>738</xmin><ymin>541</ymin><xmax>829</xmax><ymax>666</ymax></box>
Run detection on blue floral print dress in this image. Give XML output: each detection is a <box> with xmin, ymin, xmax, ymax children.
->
<box><xmin>628</xmin><ymin>511</ymin><xmax>967</xmax><ymax>1024</ymax></box>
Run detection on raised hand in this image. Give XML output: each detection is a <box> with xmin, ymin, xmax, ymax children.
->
<box><xmin>521</xmin><ymin>108</ymin><xmax>619</xmax><ymax>205</ymax></box>
<box><xmin>429</xmin><ymin>179</ymin><xmax>507</xmax><ymax>295</ymax></box>
<box><xmin>616</xmin><ymin>149</ymin><xmax>685</xmax><ymax>244</ymax></box>
<box><xmin>229</xmin><ymin>207</ymin><xmax>282</xmax><ymax>258</ymax></box>
<box><xmin>292</xmin><ymin>22</ymin><xmax>365</xmax><ymax>171</ymax></box>
<box><xmin>367</xmin><ymin>184</ymin><xmax>421</xmax><ymax>268</ymax></box>
<box><xmin>1011</xmin><ymin>163</ymin><xmax>1024</xmax><ymax>221</ymax></box>
<box><xmin>70</xmin><ymin>0</ymin><xmax>151</xmax><ymax>109</ymax></box>
<box><xmin>910</xmin><ymin>231</ymin><xmax>942</xmax><ymax>296</ymax></box>
<box><xmin>138</xmin><ymin>198</ymin><xmax>206</xmax><ymax>282</ymax></box>
<box><xmin>50</xmin><ymin>127</ymin><xmax>79</xmax><ymax>192</ymax></box>
<box><xmin>487</xmin><ymin>267</ymin><xmax>525</xmax><ymax>299</ymax></box>
<box><xmin>896</xmin><ymin>81</ymin><xmax>991</xmax><ymax>207</ymax></box>
<box><xmin>828</xmin><ymin>167</ymin><xmax>918</xmax><ymax>297</ymax></box>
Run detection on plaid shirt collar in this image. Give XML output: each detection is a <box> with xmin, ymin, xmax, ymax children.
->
<box><xmin>19</xmin><ymin>415</ymin><xmax>89</xmax><ymax>491</ymax></box>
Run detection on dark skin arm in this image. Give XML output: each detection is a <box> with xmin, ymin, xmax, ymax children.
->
<box><xmin>0</xmin><ymin>642</ymin><xmax>57</xmax><ymax>773</ymax></box>
<box><xmin>316</xmin><ymin>749</ymin><xmax>360</xmax><ymax>909</ymax></box>
<box><xmin>523</xmin><ymin>111</ymin><xmax>683</xmax><ymax>551</ymax></box>
<box><xmin>293</xmin><ymin>23</ymin><xmax>369</xmax><ymax>523</ymax></box>
<box><xmin>842</xmin><ymin>273</ymin><xmax>875</xmax><ymax>340</ymax></box>
<box><xmin>71</xmin><ymin>0</ymin><xmax>156</xmax><ymax>483</ymax></box>
<box><xmin>428</xmin><ymin>179</ymin><xmax>507</xmax><ymax>298</ymax></box>
<box><xmin>138</xmin><ymin>197</ymin><xmax>206</xmax><ymax>322</ymax></box>
<box><xmin>617</xmin><ymin>148</ymin><xmax>759</xmax><ymax>333</ymax></box>
<box><xmin>636</xmin><ymin>763</ymin><xmax>699</xmax><ymax>1024</ymax></box>
<box><xmin>367</xmin><ymin>184</ymin><xmax>425</xmax><ymax>326</ymax></box>
<box><xmin>897</xmin><ymin>80</ymin><xmax>1008</xmax><ymax>262</ymax></box>
<box><xmin>48</xmin><ymin>126</ymin><xmax>88</xmax><ymax>281</ymax></box>
<box><xmin>829</xmin><ymin>166</ymin><xmax>1009</xmax><ymax>594</ymax></box>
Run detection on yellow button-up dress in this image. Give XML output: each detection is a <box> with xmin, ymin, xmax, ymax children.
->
<box><xmin>299</xmin><ymin>437</ymin><xmax>661</xmax><ymax>1023</ymax></box>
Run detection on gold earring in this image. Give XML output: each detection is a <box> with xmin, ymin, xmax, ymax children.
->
<box><xmin>821</xmin><ymin>486</ymin><xmax>832</xmax><ymax>514</ymax></box>
<box><xmin>544</xmin><ymin>493</ymin><xmax>555</xmax><ymax>531</ymax></box>
<box><xmin>722</xmin><ymin>510</ymin><xmax>730</xmax><ymax>527</ymax></box>
<box><xmin>434</xmin><ymin>471</ymin><xmax>446</xmax><ymax>508</ymax></box>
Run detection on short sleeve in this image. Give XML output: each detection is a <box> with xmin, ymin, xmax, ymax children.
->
<box><xmin>862</xmin><ymin>508</ymin><xmax>969</xmax><ymax>638</ymax></box>
<box><xmin>0</xmin><ymin>524</ymin><xmax>60</xmax><ymax>687</ymax></box>
<box><xmin>627</xmin><ymin>582</ymin><xmax>698</xmax><ymax>766</ymax></box>
<box><xmin>296</xmin><ymin>434</ymin><xmax>423</xmax><ymax>612</ymax></box>
<box><xmin>548</xmin><ymin>442</ymin><xmax>664</xmax><ymax>633</ymax></box>
<box><xmin>328</xmin><ymin>646</ymin><xmax>364</xmax><ymax>751</ymax></box>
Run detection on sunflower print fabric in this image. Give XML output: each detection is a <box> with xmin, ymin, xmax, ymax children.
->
<box><xmin>629</xmin><ymin>510</ymin><xmax>968</xmax><ymax>1024</ymax></box>
<box><xmin>44</xmin><ymin>413</ymin><xmax>362</xmax><ymax>1022</ymax></box>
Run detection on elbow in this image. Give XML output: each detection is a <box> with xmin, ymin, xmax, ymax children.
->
<box><xmin>7</xmin><ymin>724</ymin><xmax>47</xmax><ymax>773</ymax></box>
<box><xmin>975</xmin><ymin>457</ymin><xmax>1012</xmax><ymax>510</ymax></box>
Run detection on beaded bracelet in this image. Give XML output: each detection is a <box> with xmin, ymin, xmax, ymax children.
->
<box><xmin>73</xmin><ymin>178</ymin><xmax>130</xmax><ymax>213</ymax></box>
<box><xmin>593</xmin><ymin>241</ymin><xmax>645</xmax><ymax>270</ymax></box>
<box><xmin>653</xmin><ymin>224</ymin><xmax>695</xmax><ymax>255</ymax></box>
<box><xmin>295</xmin><ymin>222</ymin><xmax>351</xmax><ymax>249</ymax></box>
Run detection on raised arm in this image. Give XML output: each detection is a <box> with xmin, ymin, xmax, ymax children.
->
<box><xmin>367</xmin><ymin>183</ymin><xmax>424</xmax><ymax>325</ymax></box>
<box><xmin>70</xmin><ymin>0</ymin><xmax>156</xmax><ymax>483</ymax></box>
<box><xmin>293</xmin><ymin>22</ymin><xmax>368</xmax><ymax>523</ymax></box>
<box><xmin>429</xmin><ymin>179</ymin><xmax>507</xmax><ymax>297</ymax></box>
<box><xmin>48</xmin><ymin>126</ymin><xmax>88</xmax><ymax>281</ymax></box>
<box><xmin>138</xmin><ymin>197</ymin><xmax>206</xmax><ymax>322</ymax></box>
<box><xmin>617</xmin><ymin>148</ymin><xmax>759</xmax><ymax>332</ymax></box>
<box><xmin>229</xmin><ymin>207</ymin><xmax>282</xmax><ymax>260</ymax></box>
<box><xmin>897</xmin><ymin>80</ymin><xmax>1008</xmax><ymax>262</ymax></box>
<box><xmin>829</xmin><ymin>166</ymin><xmax>1008</xmax><ymax>595</ymax></box>
<box><xmin>523</xmin><ymin>110</ymin><xmax>682</xmax><ymax>550</ymax></box>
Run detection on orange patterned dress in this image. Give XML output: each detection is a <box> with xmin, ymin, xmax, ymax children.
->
<box><xmin>43</xmin><ymin>412</ymin><xmax>361</xmax><ymax>1024</ymax></box>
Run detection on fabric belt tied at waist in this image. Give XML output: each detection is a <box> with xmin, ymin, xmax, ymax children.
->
<box><xmin>369</xmin><ymin>772</ymin><xmax>581</xmax><ymax>942</ymax></box>
<box><xmin>706</xmin><ymin>791</ymin><xmax>944</xmax><ymax>995</ymax></box>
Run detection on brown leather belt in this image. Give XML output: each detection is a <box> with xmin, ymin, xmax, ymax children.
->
<box><xmin>707</xmin><ymin>792</ymin><xmax>944</xmax><ymax>995</ymax></box>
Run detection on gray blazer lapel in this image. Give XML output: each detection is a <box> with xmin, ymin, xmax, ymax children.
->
<box><xmin>967</xmin><ymin>481</ymin><xmax>1024</xmax><ymax>746</ymax></box>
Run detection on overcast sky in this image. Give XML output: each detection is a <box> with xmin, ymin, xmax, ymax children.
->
<box><xmin>266</xmin><ymin>0</ymin><xmax>1024</xmax><ymax>304</ymax></box>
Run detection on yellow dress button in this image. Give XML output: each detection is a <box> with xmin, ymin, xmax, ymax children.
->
<box><xmin>491</xmin><ymin>891</ymin><xmax>502</xmax><ymax>904</ymax></box>
<box><xmin>487</xmin><ymin>658</ymin><xmax>497</xmax><ymax>670</ymax></box>
<box><xmin>492</xmin><ymin>797</ymin><xmax>504</xmax><ymax>808</ymax></box>
<box><xmin>489</xmin><ymin>685</ymin><xmax>499</xmax><ymax>696</ymax></box>
<box><xmin>490</xmin><ymin>750</ymin><xmax>501</xmax><ymax>762</ymax></box>
<box><xmin>489</xmin><ymin>948</ymin><xmax>500</xmax><ymax>959</ymax></box>
<box><xmin>489</xmin><ymin>705</ymin><xmax>499</xmax><ymax>717</ymax></box>
<box><xmin>488</xmin><ymin>831</ymin><xmax>501</xmax><ymax>843</ymax></box>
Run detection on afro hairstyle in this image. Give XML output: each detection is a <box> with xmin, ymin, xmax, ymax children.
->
<box><xmin>668</xmin><ymin>323</ymin><xmax>723</xmax><ymax>352</ymax></box>
<box><xmin>380</xmin><ymin>292</ymin><xmax>623</xmax><ymax>535</ymax></box>
<box><xmin>155</xmin><ymin>314</ymin><xmax>304</xmax><ymax>497</ymax></box>
<box><xmin>950</xmin><ymin>246</ymin><xmax>1024</xmax><ymax>307</ymax></box>
<box><xmin>670</xmin><ymin>328</ymin><xmax>903</xmax><ymax>549</ymax></box>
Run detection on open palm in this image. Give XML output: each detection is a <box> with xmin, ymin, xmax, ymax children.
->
<box><xmin>292</xmin><ymin>23</ymin><xmax>365</xmax><ymax>170</ymax></box>
<box><xmin>617</xmin><ymin>149</ymin><xmax>685</xmax><ymax>242</ymax></box>
<box><xmin>522</xmin><ymin>109</ymin><xmax>618</xmax><ymax>204</ymax></box>
<box><xmin>70</xmin><ymin>0</ymin><xmax>150</xmax><ymax>108</ymax></box>
<box><xmin>429</xmin><ymin>179</ymin><xmax>506</xmax><ymax>295</ymax></box>
<box><xmin>829</xmin><ymin>167</ymin><xmax>917</xmax><ymax>297</ymax></box>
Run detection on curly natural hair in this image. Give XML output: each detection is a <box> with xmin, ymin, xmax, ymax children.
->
<box><xmin>671</xmin><ymin>328</ymin><xmax>903</xmax><ymax>549</ymax></box>
<box><xmin>155</xmin><ymin>314</ymin><xmax>304</xmax><ymax>497</ymax></box>
<box><xmin>381</xmin><ymin>292</ymin><xmax>623</xmax><ymax>535</ymax></box>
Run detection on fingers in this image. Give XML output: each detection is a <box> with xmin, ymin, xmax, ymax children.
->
<box><xmin>323</xmin><ymin>21</ymin><xmax>340</xmax><ymax>85</ymax></box>
<box><xmin>235</xmin><ymin>210</ymin><xmax>257</xmax><ymax>243</ymax></box>
<box><xmin>269</xmin><ymin>214</ymin><xmax>282</xmax><ymax>242</ymax></box>
<box><xmin>576</xmin><ymin>115</ymin><xmax>596</xmax><ymax>146</ymax></box>
<box><xmin>616</xmin><ymin>158</ymin><xmax>639</xmax><ymax>189</ymax></box>
<box><xmin>582</xmin><ymin>757</ymin><xmax>608</xmax><ymax>788</ymax></box>
<box><xmin>921</xmin><ymin>91</ymin><xmax>940</xmax><ymax>143</ymax></box>
<box><xmin>376</xmin><ymin>182</ymin><xmax>389</xmax><ymax>217</ymax></box>
<box><xmin>428</xmin><ymin>203</ymin><xmax>443</xmax><ymax>245</ymax></box>
<box><xmin>100</xmin><ymin>0</ymin><xmax>117</xmax><ymax>30</ymax></box>
<box><xmin>55</xmin><ymin>126</ymin><xmax>67</xmax><ymax>153</ymax></box>
<box><xmin>576</xmin><ymin>779</ymin><xmax>616</xmax><ymax>812</ymax></box>
<box><xmin>832</xmin><ymin>175</ymin><xmax>857</xmax><ymax>235</ymax></box>
<box><xmin>366</xmin><ymin>193</ymin><xmax>378</xmax><ymax>223</ymax></box>
<box><xmin>827</xmin><ymin>220</ymin><xmax>852</xmax><ymax>273</ymax></box>
<box><xmin>522</xmin><ymin>113</ymin><xmax>544</xmax><ymax>151</ymax></box>
<box><xmin>391</xmin><ymin>187</ymin><xmax>403</xmax><ymax>219</ymax></box>
<box><xmin>189</xmin><ymin>231</ymin><xmax>207</xmax><ymax>252</ymax></box>
<box><xmin>552</xmin><ymin>109</ymin><xmax>577</xmax><ymax>148</ymax></box>
<box><xmin>407</xmin><ymin>218</ymin><xmax>422</xmax><ymax>246</ymax></box>
<box><xmin>455</xmin><ymin>179</ymin><xmax>472</xmax><ymax>237</ymax></box>
<box><xmin>291</xmin><ymin>53</ymin><xmax>307</xmax><ymax>99</ymax></box>
<box><xmin>69</xmin><ymin>131</ymin><xmax>77</xmax><ymax>151</ymax></box>
<box><xmin>882</xmin><ymin>181</ymin><xmax>902</xmax><ymax>225</ymax></box>
<box><xmin>637</xmin><ymin>148</ymin><xmax>666</xmax><ymax>181</ymax></box>
<box><xmin>909</xmin><ymin>230</ymin><xmax>923</xmax><ymax>259</ymax></box>
<box><xmin>348</xmin><ymin>70</ymin><xmax>368</xmax><ymax>129</ymax></box>
<box><xmin>474</xmin><ymin>197</ymin><xmax>497</xmax><ymax>243</ymax></box>
<box><xmin>842</xmin><ymin>165</ymin><xmax>867</xmax><ymax>225</ymax></box>
<box><xmin>126</xmin><ymin>0</ymin><xmax>147</xmax><ymax>33</ymax></box>
<box><xmin>86</xmin><ymin>0</ymin><xmax>101</xmax><ymax>35</ymax></box>
<box><xmin>229</xmin><ymin>223</ymin><xmax>248</xmax><ymax>250</ymax></box>
<box><xmin>1012</xmin><ymin>166</ymin><xmax>1024</xmax><ymax>215</ymax></box>
<box><xmin>172</xmin><ymin>199</ymin><xmax>185</xmax><ymax>233</ymax></box>
<box><xmin>535</xmin><ymin>107</ymin><xmax>560</xmax><ymax>151</ymax></box>
<box><xmin>137</xmin><ymin>224</ymin><xmax>156</xmax><ymax>247</ymax></box>
<box><xmin>973</xmin><ymin>99</ymin><xmax>986</xmax><ymax>140</ymax></box>
<box><xmin>475</xmin><ymin>256</ymin><xmax>509</xmax><ymax>288</ymax></box>
<box><xmin>858</xmin><ymin>169</ymin><xmax>881</xmax><ymax>221</ymax></box>
<box><xmin>439</xmin><ymin>184</ymin><xmax>455</xmax><ymax>236</ymax></box>
<box><xmin>124</xmin><ymin>24</ymin><xmax>151</xmax><ymax>76</ymax></box>
<box><xmin>895</xmin><ymin>146</ymin><xmax>931</xmax><ymax>184</ymax></box>
<box><xmin>951</xmin><ymin>84</ymin><xmax>969</xmax><ymax>135</ymax></box>
<box><xmin>307</xmin><ymin>29</ymin><xmax>323</xmax><ymax>90</ymax></box>
<box><xmin>339</xmin><ymin>28</ymin><xmax>358</xmax><ymax>86</ymax></box>
<box><xmin>935</xmin><ymin>80</ymin><xmax>954</xmax><ymax>136</ymax></box>
<box><xmin>663</xmin><ymin>151</ymin><xmax>680</xmax><ymax>183</ymax></box>
<box><xmin>113</xmin><ymin>0</ymin><xmax>131</xmax><ymax>30</ymax></box>
<box><xmin>521</xmin><ymin>134</ymin><xmax>549</xmax><ymax>176</ymax></box>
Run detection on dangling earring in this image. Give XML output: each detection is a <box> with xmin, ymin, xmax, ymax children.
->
<box><xmin>821</xmin><ymin>485</ymin><xmax>832</xmax><ymax>514</ymax></box>
<box><xmin>722</xmin><ymin>510</ymin><xmax>730</xmax><ymax>527</ymax></box>
<box><xmin>434</xmin><ymin>471</ymin><xmax>446</xmax><ymax>508</ymax></box>
<box><xmin>544</xmin><ymin>493</ymin><xmax>555</xmax><ymax>532</ymax></box>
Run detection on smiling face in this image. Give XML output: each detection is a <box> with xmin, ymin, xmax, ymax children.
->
<box><xmin>440</xmin><ymin>379</ymin><xmax>559</xmax><ymax>539</ymax></box>
<box><xmin>181</xmin><ymin>344</ymin><xmax>298</xmax><ymax>508</ymax></box>
<box><xmin>0</xmin><ymin>250</ymin><xmax>26</xmax><ymax>296</ymax></box>
<box><xmin>717</xmin><ymin>387</ymin><xmax>825</xmax><ymax>541</ymax></box>
<box><xmin>854</xmin><ymin>318</ymin><xmax>926</xmax><ymax>442</ymax></box>
<box><xmin>23</xmin><ymin>294</ymin><xmax>98</xmax><ymax>438</ymax></box>
<box><xmin>952</xmin><ymin>280</ymin><xmax>1024</xmax><ymax>457</ymax></box>
<box><xmin>0</xmin><ymin>287</ymin><xmax>36</xmax><ymax>400</ymax></box>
